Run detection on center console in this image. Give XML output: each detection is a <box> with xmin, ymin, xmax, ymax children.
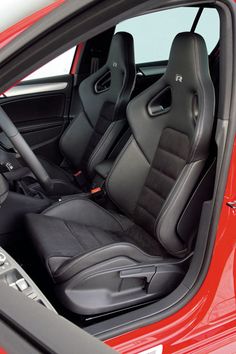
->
<box><xmin>0</xmin><ymin>247</ymin><xmax>55</xmax><ymax>312</ymax></box>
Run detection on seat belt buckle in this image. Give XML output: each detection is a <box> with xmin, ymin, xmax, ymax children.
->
<box><xmin>90</xmin><ymin>186</ymin><xmax>106</xmax><ymax>202</ymax></box>
<box><xmin>91</xmin><ymin>187</ymin><xmax>102</xmax><ymax>195</ymax></box>
<box><xmin>74</xmin><ymin>170</ymin><xmax>82</xmax><ymax>177</ymax></box>
<box><xmin>73</xmin><ymin>170</ymin><xmax>87</xmax><ymax>189</ymax></box>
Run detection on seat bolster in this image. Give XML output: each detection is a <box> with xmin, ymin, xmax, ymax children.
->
<box><xmin>106</xmin><ymin>136</ymin><xmax>150</xmax><ymax>216</ymax></box>
<box><xmin>43</xmin><ymin>198</ymin><xmax>128</xmax><ymax>232</ymax></box>
<box><xmin>87</xmin><ymin>119</ymin><xmax>125</xmax><ymax>177</ymax></box>
<box><xmin>52</xmin><ymin>242</ymin><xmax>162</xmax><ymax>283</ymax></box>
<box><xmin>156</xmin><ymin>160</ymin><xmax>205</xmax><ymax>256</ymax></box>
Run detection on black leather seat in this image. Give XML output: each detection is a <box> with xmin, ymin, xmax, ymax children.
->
<box><xmin>39</xmin><ymin>32</ymin><xmax>135</xmax><ymax>187</ymax></box>
<box><xmin>26</xmin><ymin>33</ymin><xmax>215</xmax><ymax>315</ymax></box>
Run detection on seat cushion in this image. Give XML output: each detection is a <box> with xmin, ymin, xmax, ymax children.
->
<box><xmin>26</xmin><ymin>201</ymin><xmax>167</xmax><ymax>283</ymax></box>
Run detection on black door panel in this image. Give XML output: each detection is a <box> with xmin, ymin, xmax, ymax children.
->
<box><xmin>0</xmin><ymin>75</ymin><xmax>73</xmax><ymax>163</ymax></box>
<box><xmin>2</xmin><ymin>94</ymin><xmax>65</xmax><ymax>127</ymax></box>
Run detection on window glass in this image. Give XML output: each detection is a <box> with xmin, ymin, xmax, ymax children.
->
<box><xmin>115</xmin><ymin>7</ymin><xmax>219</xmax><ymax>64</ymax></box>
<box><xmin>23</xmin><ymin>47</ymin><xmax>76</xmax><ymax>81</ymax></box>
<box><xmin>195</xmin><ymin>9</ymin><xmax>219</xmax><ymax>53</ymax></box>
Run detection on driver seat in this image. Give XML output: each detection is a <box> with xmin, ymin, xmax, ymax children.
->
<box><xmin>26</xmin><ymin>33</ymin><xmax>215</xmax><ymax>315</ymax></box>
<box><xmin>38</xmin><ymin>31</ymin><xmax>136</xmax><ymax>189</ymax></box>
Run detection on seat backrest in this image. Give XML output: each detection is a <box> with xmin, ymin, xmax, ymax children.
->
<box><xmin>60</xmin><ymin>32</ymin><xmax>135</xmax><ymax>176</ymax></box>
<box><xmin>106</xmin><ymin>32</ymin><xmax>215</xmax><ymax>258</ymax></box>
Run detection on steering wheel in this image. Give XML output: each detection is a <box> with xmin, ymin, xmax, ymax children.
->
<box><xmin>0</xmin><ymin>106</ymin><xmax>54</xmax><ymax>194</ymax></box>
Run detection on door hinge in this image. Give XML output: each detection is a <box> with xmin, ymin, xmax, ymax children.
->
<box><xmin>226</xmin><ymin>201</ymin><xmax>236</xmax><ymax>209</ymax></box>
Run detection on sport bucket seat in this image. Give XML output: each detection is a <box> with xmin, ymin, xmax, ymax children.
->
<box><xmin>39</xmin><ymin>32</ymin><xmax>136</xmax><ymax>187</ymax></box>
<box><xmin>26</xmin><ymin>33</ymin><xmax>215</xmax><ymax>315</ymax></box>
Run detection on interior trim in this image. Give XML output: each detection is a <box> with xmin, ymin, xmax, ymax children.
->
<box><xmin>3</xmin><ymin>82</ymin><xmax>68</xmax><ymax>97</ymax></box>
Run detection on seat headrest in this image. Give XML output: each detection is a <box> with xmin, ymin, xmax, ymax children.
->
<box><xmin>166</xmin><ymin>32</ymin><xmax>210</xmax><ymax>87</ymax></box>
<box><xmin>126</xmin><ymin>31</ymin><xmax>214</xmax><ymax>165</ymax></box>
<box><xmin>107</xmin><ymin>32</ymin><xmax>135</xmax><ymax>72</ymax></box>
<box><xmin>79</xmin><ymin>31</ymin><xmax>135</xmax><ymax>127</ymax></box>
<box><xmin>163</xmin><ymin>32</ymin><xmax>214</xmax><ymax>162</ymax></box>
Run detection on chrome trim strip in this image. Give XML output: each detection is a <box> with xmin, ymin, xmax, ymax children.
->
<box><xmin>4</xmin><ymin>82</ymin><xmax>68</xmax><ymax>97</ymax></box>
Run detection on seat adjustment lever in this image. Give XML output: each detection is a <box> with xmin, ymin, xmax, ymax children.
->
<box><xmin>120</xmin><ymin>266</ymin><xmax>156</xmax><ymax>283</ymax></box>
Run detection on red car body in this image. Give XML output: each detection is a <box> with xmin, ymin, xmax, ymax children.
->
<box><xmin>0</xmin><ymin>0</ymin><xmax>65</xmax><ymax>49</ymax></box>
<box><xmin>0</xmin><ymin>1</ymin><xmax>235</xmax><ymax>353</ymax></box>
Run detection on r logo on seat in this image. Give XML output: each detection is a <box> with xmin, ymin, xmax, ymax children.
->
<box><xmin>175</xmin><ymin>74</ymin><xmax>183</xmax><ymax>82</ymax></box>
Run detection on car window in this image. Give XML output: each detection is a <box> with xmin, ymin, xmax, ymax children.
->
<box><xmin>195</xmin><ymin>8</ymin><xmax>220</xmax><ymax>53</ymax></box>
<box><xmin>115</xmin><ymin>7</ymin><xmax>219</xmax><ymax>64</ymax></box>
<box><xmin>23</xmin><ymin>47</ymin><xmax>76</xmax><ymax>81</ymax></box>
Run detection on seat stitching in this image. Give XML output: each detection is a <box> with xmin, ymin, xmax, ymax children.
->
<box><xmin>89</xmin><ymin>120</ymin><xmax>123</xmax><ymax>165</ymax></box>
<box><xmin>189</xmin><ymin>37</ymin><xmax>208</xmax><ymax>162</ymax></box>
<box><xmin>106</xmin><ymin>136</ymin><xmax>150</xmax><ymax>216</ymax></box>
<box><xmin>144</xmin><ymin>185</ymin><xmax>165</xmax><ymax>201</ymax></box>
<box><xmin>64</xmin><ymin>221</ymin><xmax>86</xmax><ymax>253</ymax></box>
<box><xmin>88</xmin><ymin>121</ymin><xmax>118</xmax><ymax>171</ymax></box>
<box><xmin>151</xmin><ymin>165</ymin><xmax>176</xmax><ymax>182</ymax></box>
<box><xmin>158</xmin><ymin>146</ymin><xmax>186</xmax><ymax>162</ymax></box>
<box><xmin>54</xmin><ymin>242</ymin><xmax>165</xmax><ymax>280</ymax></box>
<box><xmin>43</xmin><ymin>199</ymin><xmax>125</xmax><ymax>231</ymax></box>
<box><xmin>88</xmin><ymin>227</ymin><xmax>105</xmax><ymax>248</ymax></box>
<box><xmin>154</xmin><ymin>163</ymin><xmax>195</xmax><ymax>254</ymax></box>
<box><xmin>137</xmin><ymin>204</ymin><xmax>156</xmax><ymax>219</ymax></box>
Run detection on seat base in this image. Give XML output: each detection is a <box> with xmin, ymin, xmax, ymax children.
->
<box><xmin>56</xmin><ymin>259</ymin><xmax>186</xmax><ymax>315</ymax></box>
<box><xmin>26</xmin><ymin>198</ymin><xmax>185</xmax><ymax>315</ymax></box>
